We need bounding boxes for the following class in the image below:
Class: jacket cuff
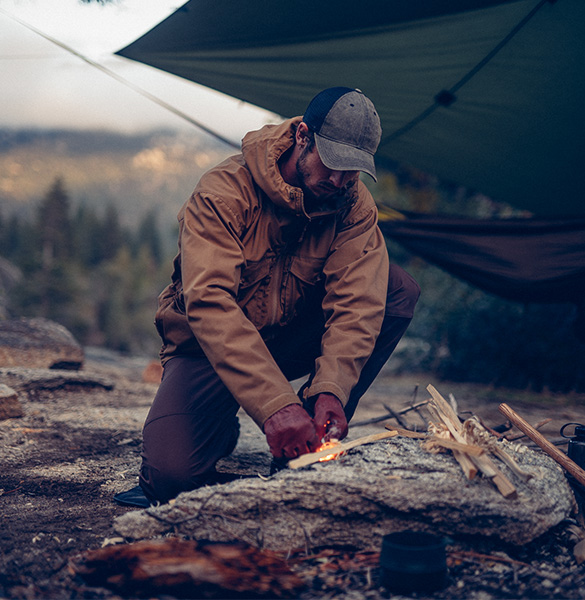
[250,392,302,429]
[302,381,347,407]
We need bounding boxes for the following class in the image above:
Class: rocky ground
[1,347,585,599]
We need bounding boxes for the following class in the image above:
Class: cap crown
[304,87,381,155]
[303,87,381,179]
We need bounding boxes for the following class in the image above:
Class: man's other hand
[313,393,348,442]
[264,404,319,459]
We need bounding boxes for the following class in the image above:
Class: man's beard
[296,150,356,210]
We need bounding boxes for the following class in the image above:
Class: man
[115,87,420,507]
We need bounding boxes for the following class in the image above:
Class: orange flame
[316,439,343,462]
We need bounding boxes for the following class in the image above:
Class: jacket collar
[242,117,354,219]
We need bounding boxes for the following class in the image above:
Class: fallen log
[114,435,575,548]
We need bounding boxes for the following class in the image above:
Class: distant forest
[0,176,170,355]
[1,172,584,393]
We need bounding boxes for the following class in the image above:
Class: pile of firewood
[418,384,534,499]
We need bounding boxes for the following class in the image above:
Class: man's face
[295,142,359,209]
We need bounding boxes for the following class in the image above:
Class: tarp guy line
[0,8,240,149]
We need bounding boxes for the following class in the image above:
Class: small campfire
[289,430,398,469]
[315,439,342,462]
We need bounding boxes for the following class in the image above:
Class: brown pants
[140,264,420,503]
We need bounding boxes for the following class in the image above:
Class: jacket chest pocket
[281,255,326,324]
[237,259,273,326]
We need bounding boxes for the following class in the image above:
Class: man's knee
[139,414,239,503]
[140,460,208,504]
[386,264,420,319]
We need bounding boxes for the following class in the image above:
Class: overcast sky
[0,0,277,145]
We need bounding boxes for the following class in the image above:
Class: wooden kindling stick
[288,430,398,469]
[425,396,478,480]
[499,403,585,488]
[427,385,517,498]
[384,425,485,455]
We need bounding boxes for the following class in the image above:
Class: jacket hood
[241,117,305,215]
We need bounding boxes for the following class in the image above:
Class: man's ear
[296,122,310,147]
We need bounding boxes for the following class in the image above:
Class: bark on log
[115,435,575,549]
[71,537,304,598]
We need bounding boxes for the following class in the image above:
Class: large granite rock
[114,435,576,549]
[0,317,84,370]
[0,367,114,395]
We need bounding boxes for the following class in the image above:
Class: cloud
[0,0,275,138]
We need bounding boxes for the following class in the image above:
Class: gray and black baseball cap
[302,87,382,181]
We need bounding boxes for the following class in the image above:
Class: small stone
[0,384,23,420]
[142,360,162,384]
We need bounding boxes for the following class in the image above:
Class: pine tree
[135,208,163,266]
[37,177,72,268]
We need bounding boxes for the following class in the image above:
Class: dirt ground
[1,348,585,599]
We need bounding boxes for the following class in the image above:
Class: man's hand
[313,393,348,442]
[264,404,319,459]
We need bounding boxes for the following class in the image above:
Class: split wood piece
[425,437,485,457]
[288,430,398,469]
[488,442,534,482]
[384,425,485,456]
[499,403,585,488]
[425,401,478,480]
[462,418,534,482]
[384,425,427,439]
[427,385,517,499]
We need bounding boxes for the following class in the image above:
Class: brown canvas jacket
[155,117,389,427]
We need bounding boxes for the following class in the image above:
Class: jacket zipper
[267,221,308,326]
[268,254,286,326]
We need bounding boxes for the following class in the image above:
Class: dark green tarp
[378,212,585,338]
[117,0,585,218]
[116,0,585,330]
[378,213,585,304]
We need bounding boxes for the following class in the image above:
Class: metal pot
[380,530,448,593]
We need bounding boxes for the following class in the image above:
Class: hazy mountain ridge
[0,127,233,229]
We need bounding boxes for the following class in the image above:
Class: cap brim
[315,135,377,181]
